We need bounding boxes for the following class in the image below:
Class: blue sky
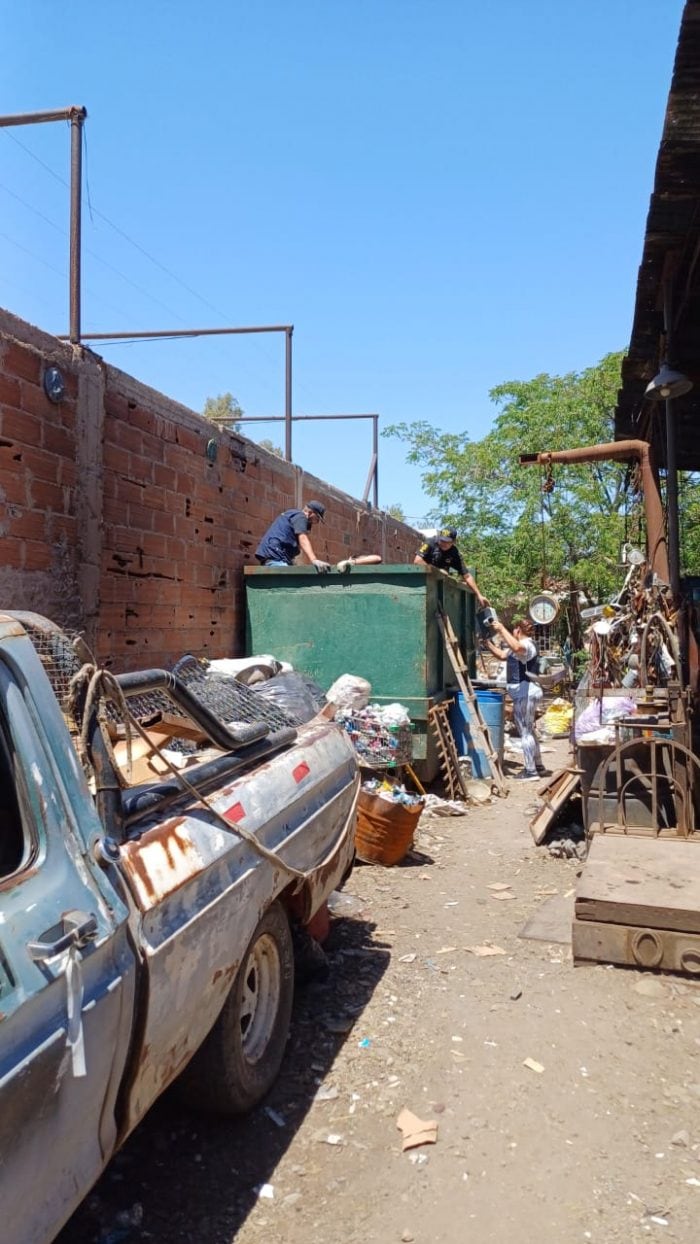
[2,1,684,523]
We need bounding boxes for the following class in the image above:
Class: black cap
[307,500,326,521]
[438,527,457,541]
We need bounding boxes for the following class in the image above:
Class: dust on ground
[58,737,700,1244]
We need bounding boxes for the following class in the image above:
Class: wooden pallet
[428,701,469,801]
[436,610,508,796]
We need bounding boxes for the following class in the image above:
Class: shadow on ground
[55,912,390,1244]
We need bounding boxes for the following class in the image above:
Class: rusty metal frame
[61,326,381,500]
[0,106,87,343]
[236,411,380,508]
[590,737,700,838]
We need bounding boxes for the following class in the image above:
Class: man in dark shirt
[256,501,331,572]
[414,526,488,604]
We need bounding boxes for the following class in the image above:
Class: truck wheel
[179,902,294,1114]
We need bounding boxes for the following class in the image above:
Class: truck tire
[178,902,294,1114]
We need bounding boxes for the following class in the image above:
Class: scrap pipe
[519,440,669,585]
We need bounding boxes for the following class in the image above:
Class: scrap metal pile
[583,557,681,692]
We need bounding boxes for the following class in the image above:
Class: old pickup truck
[0,612,359,1244]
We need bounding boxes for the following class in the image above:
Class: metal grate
[13,616,295,740]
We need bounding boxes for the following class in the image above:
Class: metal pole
[0,107,81,128]
[665,395,681,598]
[58,324,292,341]
[285,326,293,461]
[69,107,85,344]
[372,414,379,508]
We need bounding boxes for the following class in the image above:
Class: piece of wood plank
[436,610,508,796]
[572,916,700,975]
[145,712,208,742]
[529,768,581,845]
[575,834,700,933]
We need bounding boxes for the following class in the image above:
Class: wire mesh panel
[10,616,295,741]
[337,713,413,769]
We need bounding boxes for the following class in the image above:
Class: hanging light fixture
[644,362,693,401]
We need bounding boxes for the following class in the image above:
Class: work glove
[335,558,353,573]
[312,559,332,574]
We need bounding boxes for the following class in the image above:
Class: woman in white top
[485,617,547,780]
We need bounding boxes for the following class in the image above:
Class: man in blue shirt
[256,501,331,572]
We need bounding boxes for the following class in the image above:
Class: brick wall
[0,308,420,670]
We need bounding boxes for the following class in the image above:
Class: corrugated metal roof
[616,0,700,471]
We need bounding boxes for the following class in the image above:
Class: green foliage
[203,392,243,431]
[257,437,284,458]
[680,472,700,575]
[385,502,406,521]
[384,352,642,608]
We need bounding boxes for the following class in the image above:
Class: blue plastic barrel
[448,688,505,779]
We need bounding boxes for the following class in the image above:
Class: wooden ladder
[437,609,509,797]
[428,701,470,801]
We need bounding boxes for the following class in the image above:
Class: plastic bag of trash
[541,698,574,737]
[252,671,326,724]
[574,696,636,742]
[326,674,372,712]
[208,654,289,685]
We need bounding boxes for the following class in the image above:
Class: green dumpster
[244,564,476,779]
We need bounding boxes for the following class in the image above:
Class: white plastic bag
[326,674,372,712]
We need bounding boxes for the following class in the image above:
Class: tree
[384,352,643,608]
[257,438,284,458]
[203,393,243,431]
[385,502,406,521]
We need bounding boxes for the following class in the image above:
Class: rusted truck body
[0,612,358,1244]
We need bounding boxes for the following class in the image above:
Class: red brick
[103,442,130,474]
[153,463,178,490]
[0,541,23,569]
[125,452,154,485]
[0,374,21,406]
[135,531,168,559]
[128,405,160,437]
[173,514,195,539]
[176,471,195,496]
[161,440,187,470]
[9,508,48,541]
[23,540,52,570]
[49,516,77,544]
[13,446,61,483]
[152,510,175,536]
[103,496,128,526]
[0,462,28,505]
[19,379,55,420]
[0,407,42,446]
[165,537,186,562]
[113,477,148,507]
[1,342,42,385]
[142,431,166,464]
[112,421,146,454]
[29,480,67,512]
[41,422,75,459]
[127,502,154,532]
[172,427,201,455]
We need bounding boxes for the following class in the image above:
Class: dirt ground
[58,736,700,1244]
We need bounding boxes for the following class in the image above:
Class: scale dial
[528,592,559,625]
